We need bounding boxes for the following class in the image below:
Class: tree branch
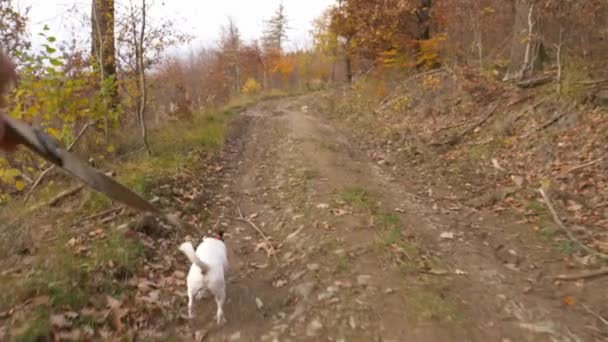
[24,119,99,203]
[538,188,608,260]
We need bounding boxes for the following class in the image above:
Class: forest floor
[1,91,607,341]
[169,94,607,341]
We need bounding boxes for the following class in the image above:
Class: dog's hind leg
[214,287,226,325]
[187,289,195,319]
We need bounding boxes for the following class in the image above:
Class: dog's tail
[178,242,210,273]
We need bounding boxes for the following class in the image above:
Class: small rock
[289,302,306,321]
[306,318,323,336]
[194,330,206,341]
[307,263,320,271]
[357,275,372,287]
[273,279,288,288]
[228,332,242,341]
[290,270,307,281]
[255,297,264,310]
[290,282,316,300]
[440,232,454,240]
[349,316,357,329]
[316,203,329,209]
[317,286,338,301]
[384,288,394,294]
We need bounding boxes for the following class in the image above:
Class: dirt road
[174,95,605,341]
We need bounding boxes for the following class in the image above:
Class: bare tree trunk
[91,0,117,140]
[131,0,150,154]
[504,0,544,81]
[414,0,436,69]
[345,38,352,84]
[345,54,352,84]
[554,27,564,96]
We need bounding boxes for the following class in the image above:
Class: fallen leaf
[511,175,524,187]
[108,308,124,332]
[491,158,505,172]
[566,200,582,212]
[273,279,288,288]
[563,296,575,306]
[50,314,72,329]
[106,295,122,309]
[426,268,448,275]
[330,208,348,216]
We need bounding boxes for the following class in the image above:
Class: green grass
[15,306,51,342]
[301,168,320,180]
[402,279,462,323]
[340,186,378,213]
[557,240,578,255]
[2,102,242,339]
[318,141,339,152]
[335,254,350,274]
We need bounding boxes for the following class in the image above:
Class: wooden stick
[582,304,608,326]
[24,120,99,203]
[46,184,85,207]
[235,206,278,262]
[520,104,575,139]
[554,268,608,281]
[374,68,447,114]
[70,207,123,227]
[564,154,607,175]
[538,188,608,260]
[430,102,500,147]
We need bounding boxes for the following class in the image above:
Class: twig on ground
[46,184,85,207]
[520,104,575,139]
[430,102,500,147]
[538,188,608,260]
[564,154,608,175]
[70,207,123,227]
[235,206,278,262]
[582,304,608,327]
[554,268,608,281]
[24,120,99,203]
[374,68,447,114]
[516,75,555,88]
[432,120,469,134]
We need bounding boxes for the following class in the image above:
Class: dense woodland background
[0,0,607,201]
[1,0,608,340]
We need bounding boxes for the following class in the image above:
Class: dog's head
[205,229,225,242]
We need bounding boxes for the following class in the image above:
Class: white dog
[178,231,229,324]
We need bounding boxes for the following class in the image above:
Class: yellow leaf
[540,178,551,189]
[15,180,26,191]
[46,127,61,139]
[107,145,116,153]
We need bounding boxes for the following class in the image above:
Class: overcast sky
[15,0,334,56]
